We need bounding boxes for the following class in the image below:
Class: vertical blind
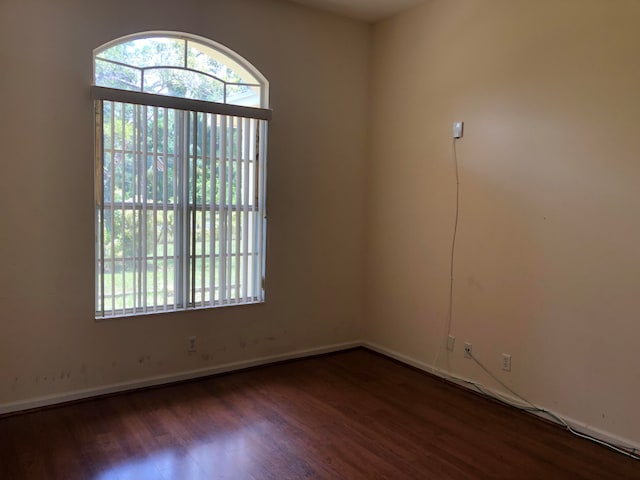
[95,98,267,318]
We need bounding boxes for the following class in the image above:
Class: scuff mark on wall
[138,355,151,365]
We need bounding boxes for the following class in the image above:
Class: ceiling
[286,0,426,23]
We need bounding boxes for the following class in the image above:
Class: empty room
[0,0,639,478]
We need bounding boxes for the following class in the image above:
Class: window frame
[93,32,271,319]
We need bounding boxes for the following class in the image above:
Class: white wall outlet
[464,342,472,358]
[447,335,456,352]
[502,353,512,372]
[453,121,464,139]
[188,336,197,353]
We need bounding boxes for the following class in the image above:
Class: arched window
[94,32,268,108]
[93,32,270,319]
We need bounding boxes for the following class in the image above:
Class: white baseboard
[363,341,640,453]
[0,341,362,415]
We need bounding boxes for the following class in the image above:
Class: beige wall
[1,0,638,449]
[367,0,640,444]
[0,0,368,406]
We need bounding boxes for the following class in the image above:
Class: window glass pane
[98,37,185,69]
[143,68,225,103]
[226,84,261,108]
[95,58,141,92]
[186,44,242,83]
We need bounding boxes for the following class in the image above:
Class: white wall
[0,0,368,407]
[366,0,640,446]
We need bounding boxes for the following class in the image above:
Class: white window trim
[93,32,270,319]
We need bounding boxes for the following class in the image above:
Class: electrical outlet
[188,336,197,353]
[447,335,456,352]
[464,342,472,358]
[502,353,512,372]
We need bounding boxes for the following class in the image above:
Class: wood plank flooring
[1,348,638,479]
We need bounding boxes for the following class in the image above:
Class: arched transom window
[92,32,270,319]
[94,32,267,108]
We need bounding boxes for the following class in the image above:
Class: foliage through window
[93,32,270,318]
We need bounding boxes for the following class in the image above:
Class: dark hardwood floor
[1,348,638,479]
